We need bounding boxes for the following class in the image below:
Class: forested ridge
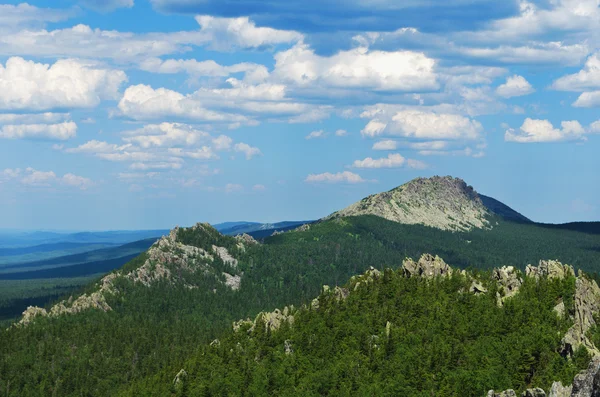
[1,215,600,396]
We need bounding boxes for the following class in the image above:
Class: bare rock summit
[324,176,492,231]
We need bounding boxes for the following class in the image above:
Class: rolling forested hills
[2,176,600,396]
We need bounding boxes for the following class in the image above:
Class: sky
[0,0,599,230]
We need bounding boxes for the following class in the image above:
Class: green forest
[1,215,599,396]
[123,268,591,396]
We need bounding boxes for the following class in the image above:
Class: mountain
[2,176,600,396]
[326,176,492,231]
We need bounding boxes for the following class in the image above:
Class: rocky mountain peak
[325,175,491,231]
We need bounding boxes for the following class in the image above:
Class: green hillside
[122,263,592,396]
[2,215,600,396]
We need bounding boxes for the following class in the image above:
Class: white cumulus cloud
[372,140,398,150]
[305,171,368,184]
[505,118,587,143]
[195,15,302,51]
[362,110,483,140]
[552,53,600,91]
[352,153,406,168]
[496,75,535,98]
[0,57,126,111]
[273,43,438,92]
[234,143,262,159]
[0,121,77,141]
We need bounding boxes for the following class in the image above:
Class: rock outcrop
[561,277,600,357]
[402,254,453,278]
[493,266,523,306]
[570,358,600,396]
[526,260,575,280]
[324,176,491,231]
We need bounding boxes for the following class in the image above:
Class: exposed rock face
[470,280,488,294]
[570,358,600,396]
[223,272,241,290]
[212,245,238,267]
[16,224,243,326]
[173,369,187,392]
[561,277,600,357]
[487,390,518,397]
[549,382,572,397]
[294,224,311,232]
[488,389,545,397]
[526,260,575,280]
[402,254,453,278]
[493,266,523,306]
[249,306,295,333]
[324,176,491,231]
[235,233,258,252]
[19,306,48,326]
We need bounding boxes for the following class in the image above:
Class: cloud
[335,129,347,136]
[457,42,588,66]
[362,110,483,140]
[130,162,182,170]
[306,130,325,140]
[252,184,266,191]
[352,153,406,169]
[194,15,302,51]
[0,121,77,141]
[168,147,218,160]
[273,43,438,92]
[66,140,131,154]
[61,173,95,189]
[305,171,367,184]
[122,123,210,148]
[234,143,262,159]
[505,118,587,143]
[118,84,245,123]
[139,57,268,81]
[372,140,398,150]
[0,3,72,30]
[225,183,243,193]
[352,153,426,169]
[0,113,70,124]
[212,135,233,150]
[496,75,534,98]
[0,57,126,111]
[81,0,134,12]
[2,167,93,190]
[117,81,321,123]
[552,54,600,91]
[573,91,600,108]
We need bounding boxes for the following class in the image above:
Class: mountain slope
[326,176,492,231]
[479,194,532,223]
[122,256,600,396]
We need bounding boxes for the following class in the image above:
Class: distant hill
[214,220,312,236]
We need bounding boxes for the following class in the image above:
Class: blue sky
[0,0,599,230]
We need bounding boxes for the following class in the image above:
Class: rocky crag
[214,255,600,396]
[324,176,492,231]
[17,223,256,327]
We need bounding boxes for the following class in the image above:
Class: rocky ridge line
[16,223,254,327]
[221,254,600,397]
